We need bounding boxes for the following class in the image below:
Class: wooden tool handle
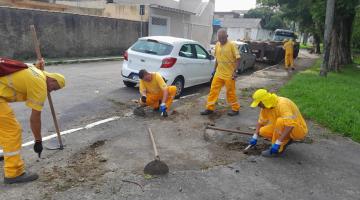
[30,25,44,70]
[206,126,253,136]
[30,25,63,149]
[147,127,159,159]
[47,93,64,148]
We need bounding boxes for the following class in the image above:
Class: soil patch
[223,142,270,156]
[40,140,109,199]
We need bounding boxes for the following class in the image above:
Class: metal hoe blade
[144,159,169,175]
[44,137,65,150]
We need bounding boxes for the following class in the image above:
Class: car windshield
[273,31,296,42]
[131,39,173,56]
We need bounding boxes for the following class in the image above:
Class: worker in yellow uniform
[138,69,176,117]
[248,89,308,157]
[283,39,295,70]
[0,58,65,184]
[201,29,241,116]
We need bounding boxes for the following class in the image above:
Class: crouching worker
[0,58,65,184]
[248,89,308,157]
[138,69,176,117]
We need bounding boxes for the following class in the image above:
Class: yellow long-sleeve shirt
[139,72,167,95]
[214,41,241,80]
[0,64,47,111]
[258,97,308,133]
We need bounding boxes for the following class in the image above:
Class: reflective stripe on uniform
[27,98,44,107]
[0,76,17,102]
[275,128,282,135]
[6,76,17,102]
[282,115,296,119]
[207,101,216,105]
[3,150,20,157]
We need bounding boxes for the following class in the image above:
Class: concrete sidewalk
[26,56,123,66]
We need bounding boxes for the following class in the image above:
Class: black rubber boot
[4,172,39,184]
[200,110,214,115]
[227,110,239,116]
[161,111,168,117]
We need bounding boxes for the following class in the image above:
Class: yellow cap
[43,72,65,89]
[250,89,278,108]
[250,89,269,107]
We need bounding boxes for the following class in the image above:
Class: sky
[215,0,257,11]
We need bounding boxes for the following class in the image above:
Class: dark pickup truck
[247,29,300,64]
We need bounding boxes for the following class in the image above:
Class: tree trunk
[303,32,309,45]
[328,14,355,71]
[321,0,335,76]
[314,33,321,54]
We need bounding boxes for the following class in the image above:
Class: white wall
[227,27,272,41]
[149,0,214,49]
[256,29,273,41]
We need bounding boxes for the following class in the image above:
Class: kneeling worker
[248,89,308,157]
[138,69,176,117]
[0,58,65,184]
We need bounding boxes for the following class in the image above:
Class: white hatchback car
[121,36,215,98]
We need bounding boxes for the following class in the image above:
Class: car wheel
[274,47,284,64]
[172,77,184,99]
[123,81,136,87]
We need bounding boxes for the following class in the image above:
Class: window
[152,17,167,26]
[194,45,208,59]
[240,45,249,53]
[131,39,173,56]
[179,44,195,58]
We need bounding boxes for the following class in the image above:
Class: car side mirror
[208,55,214,60]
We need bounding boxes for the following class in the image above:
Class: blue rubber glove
[160,103,167,113]
[249,135,258,146]
[270,140,282,154]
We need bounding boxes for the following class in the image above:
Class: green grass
[354,55,360,63]
[300,44,311,49]
[300,43,324,52]
[279,58,360,142]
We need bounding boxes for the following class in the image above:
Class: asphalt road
[10,61,214,143]
[9,59,268,144]
[11,61,129,142]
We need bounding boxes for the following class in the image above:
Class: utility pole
[140,5,145,37]
[320,0,336,76]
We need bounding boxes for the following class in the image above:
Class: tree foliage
[257,0,359,71]
[351,7,360,49]
[244,7,285,30]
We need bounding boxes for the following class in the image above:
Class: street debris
[121,180,144,192]
[133,106,146,117]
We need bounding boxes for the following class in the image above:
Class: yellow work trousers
[285,53,294,69]
[206,76,240,111]
[141,86,177,109]
[0,102,25,178]
[259,118,306,152]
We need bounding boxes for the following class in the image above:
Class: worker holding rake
[138,69,176,117]
[0,58,65,184]
[248,89,308,157]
